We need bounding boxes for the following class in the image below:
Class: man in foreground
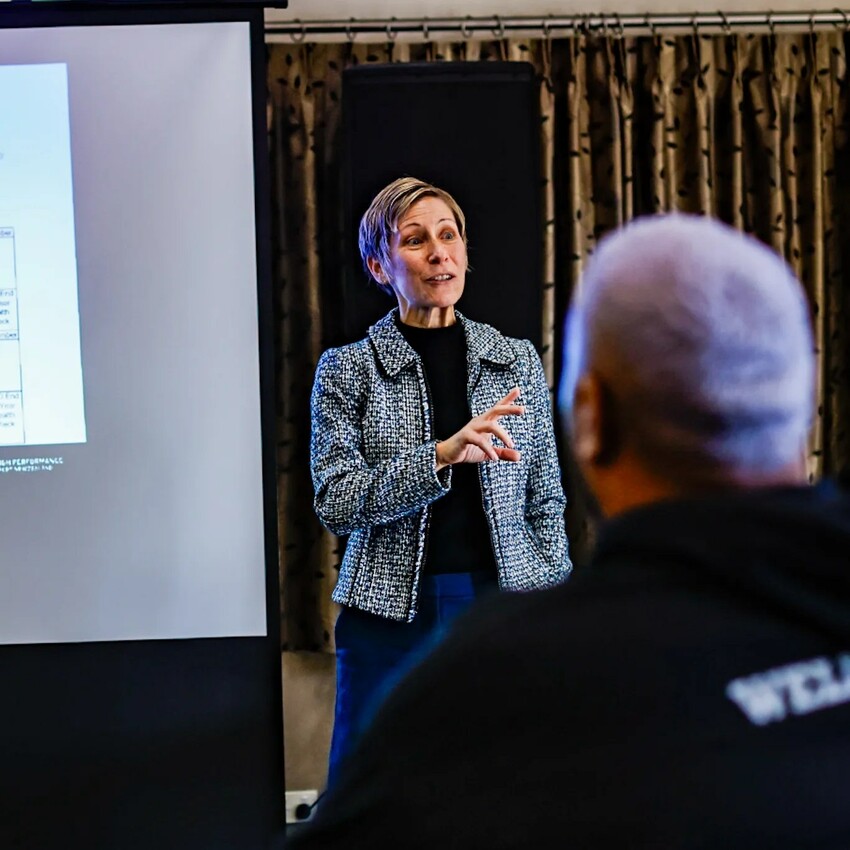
[291,215,850,848]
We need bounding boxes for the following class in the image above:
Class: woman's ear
[366,256,387,285]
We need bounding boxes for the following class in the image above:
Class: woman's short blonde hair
[358,176,467,295]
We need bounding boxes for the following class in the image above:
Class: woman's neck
[398,305,457,328]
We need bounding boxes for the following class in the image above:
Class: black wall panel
[340,62,543,348]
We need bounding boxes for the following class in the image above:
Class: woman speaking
[310,177,571,783]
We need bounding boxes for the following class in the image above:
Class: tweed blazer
[310,308,571,622]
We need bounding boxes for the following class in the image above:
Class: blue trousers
[327,571,497,788]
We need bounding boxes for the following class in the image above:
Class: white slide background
[0,63,86,448]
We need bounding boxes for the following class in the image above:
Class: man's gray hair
[560,214,814,474]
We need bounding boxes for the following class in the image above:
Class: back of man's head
[561,215,814,502]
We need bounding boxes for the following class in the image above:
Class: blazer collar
[368,308,517,378]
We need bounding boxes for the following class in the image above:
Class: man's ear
[572,372,620,467]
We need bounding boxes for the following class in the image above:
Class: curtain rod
[266,10,850,41]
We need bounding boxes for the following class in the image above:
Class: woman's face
[375,196,467,316]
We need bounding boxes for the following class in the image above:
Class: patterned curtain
[268,32,850,652]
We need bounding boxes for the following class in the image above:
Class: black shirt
[292,482,850,849]
[396,317,497,577]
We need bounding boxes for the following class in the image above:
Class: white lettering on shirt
[726,652,850,726]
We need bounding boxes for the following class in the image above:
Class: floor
[282,651,335,792]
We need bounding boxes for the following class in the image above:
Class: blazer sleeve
[310,346,452,537]
[523,340,572,577]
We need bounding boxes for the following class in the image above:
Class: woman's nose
[428,243,448,262]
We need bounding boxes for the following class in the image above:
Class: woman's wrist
[435,440,450,472]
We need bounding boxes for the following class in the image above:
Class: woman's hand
[435,387,525,471]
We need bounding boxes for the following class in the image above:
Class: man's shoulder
[397,553,743,702]
[405,579,598,686]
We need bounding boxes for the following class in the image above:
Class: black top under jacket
[293,481,850,849]
[396,318,497,577]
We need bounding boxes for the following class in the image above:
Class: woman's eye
[406,236,422,245]
[442,231,456,240]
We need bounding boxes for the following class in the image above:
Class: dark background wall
[339,62,543,348]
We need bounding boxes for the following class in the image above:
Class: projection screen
[0,18,269,644]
